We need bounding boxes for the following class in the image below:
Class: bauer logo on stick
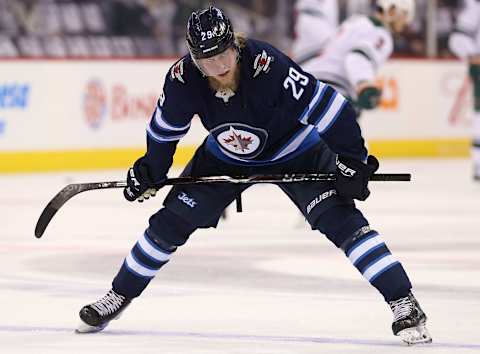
[336,156,357,177]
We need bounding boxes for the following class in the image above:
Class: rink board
[0,58,472,172]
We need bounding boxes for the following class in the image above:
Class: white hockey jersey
[301,15,393,99]
[449,0,480,59]
[292,0,339,63]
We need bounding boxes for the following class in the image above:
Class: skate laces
[389,296,414,322]
[90,290,126,316]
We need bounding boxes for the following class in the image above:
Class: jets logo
[170,59,185,84]
[211,123,268,159]
[253,50,273,78]
[222,127,253,153]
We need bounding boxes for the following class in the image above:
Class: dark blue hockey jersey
[144,38,367,179]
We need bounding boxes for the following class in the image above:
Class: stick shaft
[34,173,410,239]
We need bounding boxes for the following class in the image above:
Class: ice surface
[1,159,479,354]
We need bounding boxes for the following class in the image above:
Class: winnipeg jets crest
[212,123,268,159]
[215,88,235,103]
[170,59,185,83]
[253,50,273,78]
[222,126,253,153]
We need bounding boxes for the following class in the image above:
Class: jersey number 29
[283,67,309,100]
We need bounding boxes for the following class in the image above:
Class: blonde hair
[234,32,247,49]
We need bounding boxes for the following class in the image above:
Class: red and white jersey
[301,15,393,99]
[449,0,480,59]
[292,0,339,63]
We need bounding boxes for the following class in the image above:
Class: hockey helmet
[377,0,415,23]
[186,6,235,59]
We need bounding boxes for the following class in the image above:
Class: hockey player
[301,0,415,112]
[449,0,480,180]
[291,0,339,64]
[77,6,432,345]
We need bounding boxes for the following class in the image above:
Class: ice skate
[389,292,432,345]
[76,289,131,333]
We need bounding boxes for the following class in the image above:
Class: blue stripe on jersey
[298,81,328,124]
[205,128,320,166]
[272,125,315,160]
[314,91,337,124]
[153,104,191,131]
[297,81,349,136]
[314,92,348,134]
[302,84,336,125]
[148,120,188,139]
[147,123,188,143]
[146,104,191,143]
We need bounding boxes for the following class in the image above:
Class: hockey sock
[343,229,412,301]
[112,230,174,298]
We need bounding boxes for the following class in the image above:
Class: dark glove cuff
[357,86,382,110]
[133,158,155,187]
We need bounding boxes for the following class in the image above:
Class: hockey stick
[34,173,410,239]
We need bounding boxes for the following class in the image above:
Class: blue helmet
[186,6,235,59]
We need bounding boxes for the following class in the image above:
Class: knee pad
[312,205,369,248]
[148,207,197,248]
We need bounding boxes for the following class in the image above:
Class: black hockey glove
[357,86,382,110]
[335,155,379,201]
[123,157,166,202]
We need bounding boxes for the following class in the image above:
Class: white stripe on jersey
[147,124,188,142]
[153,106,191,132]
[315,92,347,134]
[272,125,315,161]
[299,81,327,125]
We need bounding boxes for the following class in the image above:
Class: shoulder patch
[170,59,185,84]
[253,50,274,78]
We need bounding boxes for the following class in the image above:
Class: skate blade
[398,324,432,345]
[75,320,108,334]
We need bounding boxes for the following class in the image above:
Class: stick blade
[34,184,85,238]
[34,203,60,238]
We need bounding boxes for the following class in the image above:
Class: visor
[194,47,237,76]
